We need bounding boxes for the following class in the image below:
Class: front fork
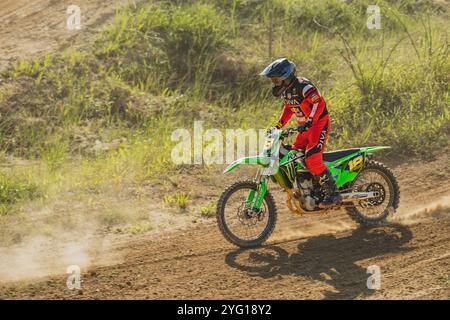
[245,169,268,211]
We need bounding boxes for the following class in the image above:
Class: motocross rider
[260,58,342,208]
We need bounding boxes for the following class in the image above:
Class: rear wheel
[216,180,277,248]
[346,161,400,226]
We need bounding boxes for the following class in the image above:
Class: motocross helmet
[259,58,296,86]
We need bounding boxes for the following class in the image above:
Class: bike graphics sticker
[348,155,364,172]
[286,151,303,164]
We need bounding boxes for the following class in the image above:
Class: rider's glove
[267,120,283,134]
[266,125,279,134]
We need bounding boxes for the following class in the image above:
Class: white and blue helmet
[259,58,296,80]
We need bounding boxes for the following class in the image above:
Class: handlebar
[280,125,306,139]
[280,127,295,139]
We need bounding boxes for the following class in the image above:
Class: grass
[200,202,216,218]
[1,1,447,158]
[164,192,189,211]
[354,292,365,300]
[442,275,450,286]
[0,171,39,215]
[126,222,153,234]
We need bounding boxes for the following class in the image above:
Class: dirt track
[0,0,136,70]
[0,152,449,300]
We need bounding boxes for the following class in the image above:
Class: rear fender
[328,146,390,187]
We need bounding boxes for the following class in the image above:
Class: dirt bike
[216,126,400,248]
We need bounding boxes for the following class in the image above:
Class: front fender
[223,156,269,174]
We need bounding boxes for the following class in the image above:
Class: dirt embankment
[0,0,137,71]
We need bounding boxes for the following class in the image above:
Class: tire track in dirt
[1,214,448,299]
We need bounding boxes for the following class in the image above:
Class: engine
[295,171,318,211]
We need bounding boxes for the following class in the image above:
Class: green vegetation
[442,274,450,286]
[0,0,448,242]
[0,171,39,215]
[126,221,153,234]
[200,202,216,218]
[354,292,366,300]
[164,192,190,211]
[1,1,448,159]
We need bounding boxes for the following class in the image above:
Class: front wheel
[216,180,277,248]
[346,161,400,226]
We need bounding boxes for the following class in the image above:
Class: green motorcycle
[216,127,400,248]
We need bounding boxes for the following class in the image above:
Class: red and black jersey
[275,77,328,128]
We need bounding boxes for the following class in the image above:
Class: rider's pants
[292,117,330,176]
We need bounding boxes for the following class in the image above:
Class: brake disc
[361,182,386,208]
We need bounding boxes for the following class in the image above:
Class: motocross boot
[318,169,342,208]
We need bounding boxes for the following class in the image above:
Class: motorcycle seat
[323,148,361,162]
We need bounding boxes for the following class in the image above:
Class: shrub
[0,171,39,212]
[164,192,190,211]
[96,2,231,90]
[200,202,216,218]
